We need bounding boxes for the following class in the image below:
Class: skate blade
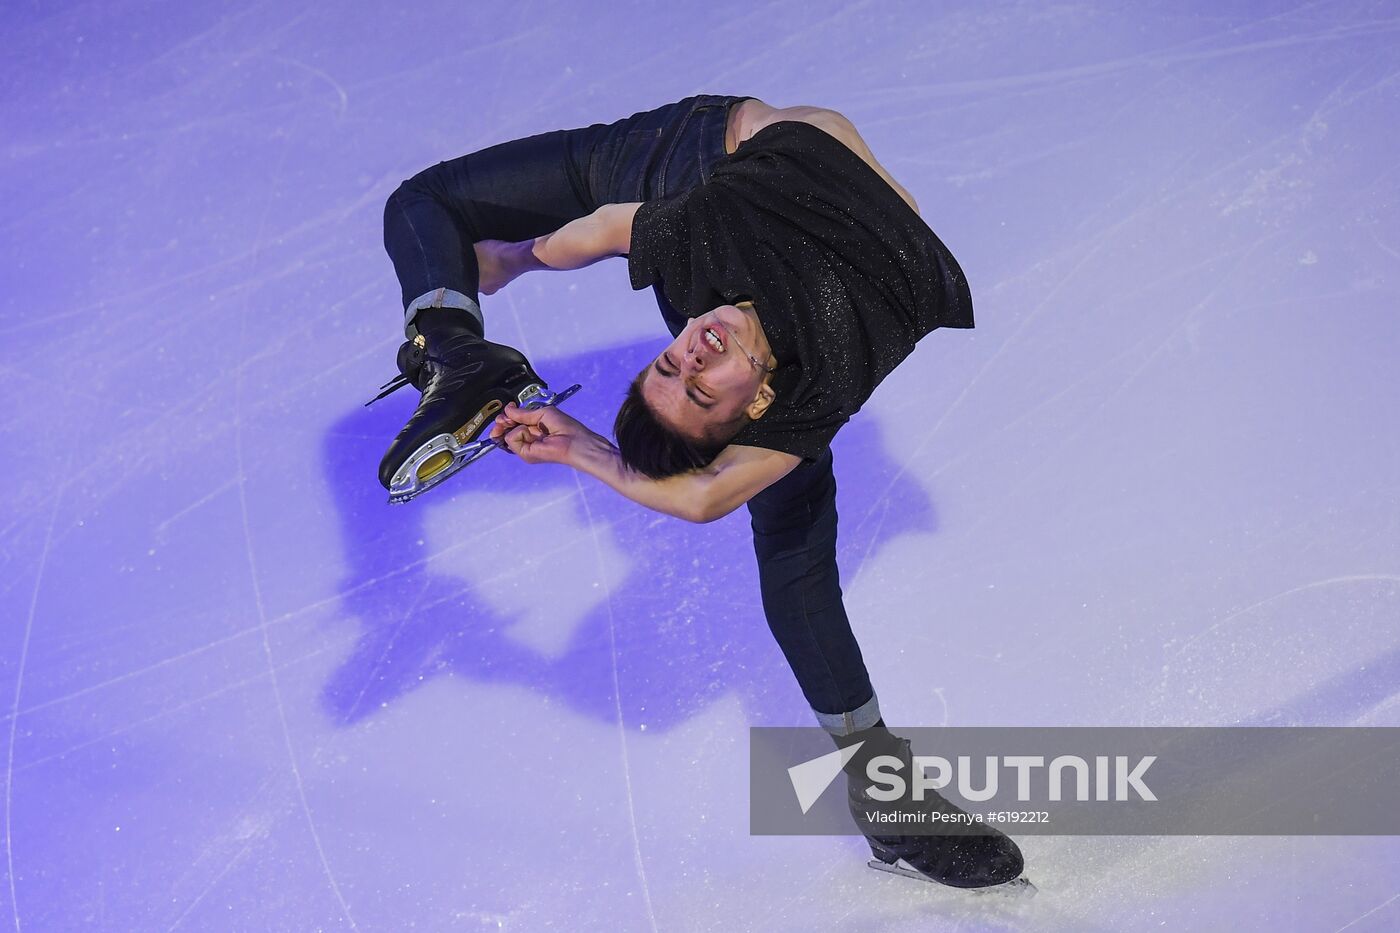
[866,859,1037,898]
[386,382,582,504]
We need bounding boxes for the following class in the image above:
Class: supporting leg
[747,447,880,735]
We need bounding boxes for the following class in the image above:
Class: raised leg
[383,128,595,336]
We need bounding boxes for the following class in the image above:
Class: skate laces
[364,373,413,406]
[363,335,435,407]
[362,335,487,407]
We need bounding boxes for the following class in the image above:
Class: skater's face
[641,304,776,443]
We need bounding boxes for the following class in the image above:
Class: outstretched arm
[489,403,800,523]
[572,433,800,523]
[476,202,641,294]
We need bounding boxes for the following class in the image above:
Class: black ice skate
[365,319,580,504]
[843,729,1036,897]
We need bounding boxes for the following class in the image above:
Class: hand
[489,402,588,465]
[474,239,523,296]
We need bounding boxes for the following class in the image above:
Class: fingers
[500,420,570,465]
[493,404,573,465]
[490,410,515,441]
[501,426,519,454]
[498,423,535,457]
[501,402,548,425]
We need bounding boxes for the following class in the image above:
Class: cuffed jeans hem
[404,288,483,338]
[813,693,882,737]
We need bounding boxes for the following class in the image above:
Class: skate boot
[365,312,580,504]
[840,724,1033,896]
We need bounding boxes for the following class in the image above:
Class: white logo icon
[787,741,864,814]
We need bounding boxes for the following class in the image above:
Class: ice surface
[2,0,1398,929]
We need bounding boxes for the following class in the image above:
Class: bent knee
[383,173,482,242]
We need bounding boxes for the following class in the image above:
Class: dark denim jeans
[383,94,739,338]
[381,96,881,734]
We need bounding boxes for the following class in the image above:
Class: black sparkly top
[627,120,974,461]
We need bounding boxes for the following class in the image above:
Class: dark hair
[613,366,748,478]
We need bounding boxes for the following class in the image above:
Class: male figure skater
[371,95,1025,890]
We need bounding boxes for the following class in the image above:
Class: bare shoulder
[734,100,862,151]
[731,100,920,215]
